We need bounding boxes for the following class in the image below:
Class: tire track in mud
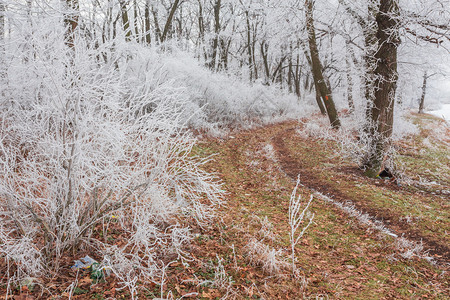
[271,126,450,265]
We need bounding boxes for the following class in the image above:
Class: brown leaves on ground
[1,118,449,299]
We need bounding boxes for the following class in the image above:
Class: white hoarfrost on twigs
[298,108,419,175]
[0,15,225,297]
[289,177,314,277]
[125,45,304,134]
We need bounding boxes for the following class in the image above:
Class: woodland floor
[2,114,449,299]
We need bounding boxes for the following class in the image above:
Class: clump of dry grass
[244,237,288,275]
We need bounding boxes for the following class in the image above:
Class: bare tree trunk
[363,1,379,129]
[271,56,286,83]
[160,0,180,43]
[363,0,400,177]
[144,0,151,44]
[219,38,230,70]
[151,6,161,42]
[339,0,378,124]
[261,40,270,83]
[0,0,5,94]
[288,57,293,93]
[346,42,355,113]
[314,82,327,115]
[305,0,340,128]
[133,0,139,42]
[210,0,221,70]
[418,71,427,114]
[252,24,258,80]
[119,0,131,41]
[245,10,253,82]
[0,0,4,41]
[294,52,301,98]
[64,0,79,48]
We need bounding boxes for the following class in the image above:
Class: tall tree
[345,41,355,113]
[119,0,132,41]
[363,0,400,177]
[339,0,379,123]
[305,0,341,128]
[418,71,427,114]
[160,0,181,42]
[210,0,221,70]
[144,0,151,44]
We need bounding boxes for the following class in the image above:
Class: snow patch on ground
[427,104,450,122]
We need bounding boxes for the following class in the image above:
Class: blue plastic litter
[71,255,98,270]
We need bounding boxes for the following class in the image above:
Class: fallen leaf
[345,265,356,269]
[79,276,92,286]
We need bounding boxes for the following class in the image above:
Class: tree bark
[305,0,341,128]
[210,0,221,70]
[0,0,5,41]
[294,51,301,98]
[346,42,355,113]
[151,6,161,42]
[0,0,5,93]
[119,0,132,41]
[339,0,378,124]
[245,10,253,82]
[133,0,139,42]
[314,83,327,115]
[144,1,151,44]
[64,0,79,48]
[363,0,400,177]
[261,40,270,83]
[418,71,427,114]
[160,0,181,43]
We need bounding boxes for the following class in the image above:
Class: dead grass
[1,115,448,299]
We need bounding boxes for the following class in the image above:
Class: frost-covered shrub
[0,10,222,295]
[123,46,305,132]
[298,108,418,171]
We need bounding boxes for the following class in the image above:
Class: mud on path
[270,122,450,264]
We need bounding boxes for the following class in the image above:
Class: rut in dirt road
[271,126,450,264]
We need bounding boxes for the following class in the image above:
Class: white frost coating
[314,192,433,262]
[0,10,223,297]
[428,104,450,122]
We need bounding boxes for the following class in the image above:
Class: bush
[0,15,222,296]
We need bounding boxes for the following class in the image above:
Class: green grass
[184,118,448,299]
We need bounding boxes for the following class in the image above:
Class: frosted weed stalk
[0,10,222,296]
[289,176,314,276]
[244,238,286,275]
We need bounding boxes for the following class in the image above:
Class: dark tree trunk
[144,1,151,44]
[64,0,79,48]
[245,10,253,82]
[133,0,139,42]
[161,0,180,43]
[294,52,301,98]
[305,0,341,128]
[261,40,270,83]
[288,58,293,93]
[363,0,400,177]
[219,38,230,70]
[0,0,4,41]
[119,0,131,41]
[418,71,427,114]
[314,82,327,115]
[151,7,161,42]
[210,0,221,70]
[338,0,378,126]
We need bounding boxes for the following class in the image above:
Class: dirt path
[271,123,450,264]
